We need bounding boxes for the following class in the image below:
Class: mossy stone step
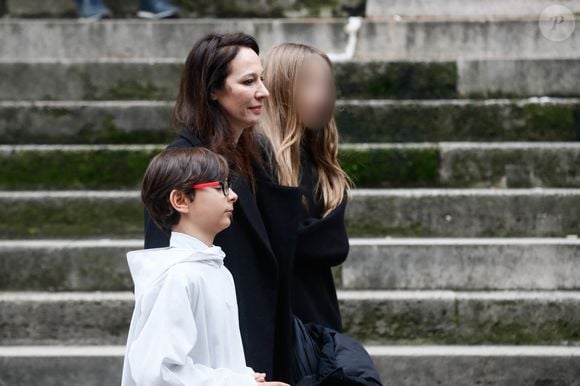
[2,59,578,101]
[1,143,578,189]
[0,189,578,239]
[1,98,578,144]
[1,238,579,292]
[1,291,579,346]
[0,60,457,101]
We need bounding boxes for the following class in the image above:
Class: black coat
[144,128,303,383]
[292,149,350,331]
[292,317,383,386]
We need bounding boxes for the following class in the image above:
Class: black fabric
[144,127,302,384]
[293,317,383,386]
[292,148,350,331]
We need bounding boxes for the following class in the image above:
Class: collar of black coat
[177,127,277,262]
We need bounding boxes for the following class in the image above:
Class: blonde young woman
[258,43,352,332]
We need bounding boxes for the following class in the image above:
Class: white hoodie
[121,232,257,386]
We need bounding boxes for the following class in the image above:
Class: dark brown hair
[173,32,262,190]
[141,147,229,232]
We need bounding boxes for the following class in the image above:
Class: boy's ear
[169,189,191,214]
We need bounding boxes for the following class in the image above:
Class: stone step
[2,345,578,386]
[369,345,580,386]
[347,188,580,237]
[2,59,579,101]
[340,290,580,345]
[366,0,580,19]
[0,59,458,101]
[342,238,580,290]
[0,19,577,61]
[0,346,124,386]
[1,98,577,144]
[1,143,579,190]
[1,290,579,345]
[1,189,578,239]
[2,0,362,19]
[1,238,580,292]
[1,345,579,386]
[0,239,137,292]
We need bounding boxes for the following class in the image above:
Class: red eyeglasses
[192,179,231,197]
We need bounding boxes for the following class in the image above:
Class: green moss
[340,301,447,344]
[103,80,162,100]
[442,147,580,188]
[43,106,71,118]
[336,100,580,142]
[0,197,143,239]
[74,116,174,144]
[1,146,440,189]
[453,298,461,326]
[520,102,579,141]
[340,300,580,345]
[335,61,458,99]
[339,146,440,188]
[0,147,162,189]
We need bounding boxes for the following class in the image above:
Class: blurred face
[212,47,270,139]
[295,54,335,130]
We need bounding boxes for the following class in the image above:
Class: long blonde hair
[259,43,352,217]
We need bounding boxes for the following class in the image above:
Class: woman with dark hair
[144,33,301,385]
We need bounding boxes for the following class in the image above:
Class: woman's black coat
[144,128,303,384]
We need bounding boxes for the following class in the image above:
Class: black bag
[292,317,383,386]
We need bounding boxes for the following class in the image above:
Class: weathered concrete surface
[0,189,579,238]
[1,345,578,386]
[3,238,580,291]
[0,239,139,291]
[1,59,578,101]
[458,59,580,98]
[0,19,577,60]
[1,99,578,144]
[345,188,580,237]
[1,291,580,345]
[366,0,580,18]
[344,238,580,290]
[1,143,578,189]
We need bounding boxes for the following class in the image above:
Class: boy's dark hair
[141,147,229,232]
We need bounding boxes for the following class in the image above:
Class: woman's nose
[256,80,270,98]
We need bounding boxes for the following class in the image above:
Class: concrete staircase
[0,1,579,385]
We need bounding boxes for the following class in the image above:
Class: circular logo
[539,5,576,42]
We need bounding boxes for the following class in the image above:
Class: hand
[252,371,290,386]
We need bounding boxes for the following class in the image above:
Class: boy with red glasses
[122,147,287,386]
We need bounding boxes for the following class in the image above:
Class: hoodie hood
[127,245,225,297]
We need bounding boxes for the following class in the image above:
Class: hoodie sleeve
[126,271,257,386]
